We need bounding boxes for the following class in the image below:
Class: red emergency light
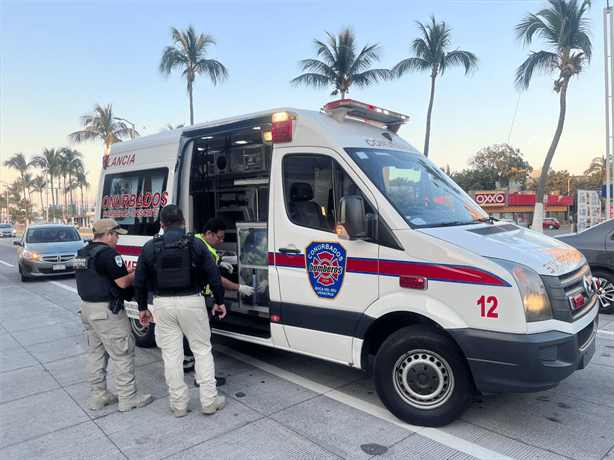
[570,293,585,309]
[400,276,427,290]
[271,111,295,143]
[323,99,409,132]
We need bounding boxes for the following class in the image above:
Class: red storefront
[473,191,574,225]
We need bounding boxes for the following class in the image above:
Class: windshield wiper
[477,216,496,224]
[429,220,480,228]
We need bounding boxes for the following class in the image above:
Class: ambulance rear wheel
[130,318,156,348]
[374,326,475,427]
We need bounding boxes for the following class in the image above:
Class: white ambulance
[96,99,598,427]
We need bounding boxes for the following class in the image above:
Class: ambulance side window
[283,155,375,234]
[100,167,169,236]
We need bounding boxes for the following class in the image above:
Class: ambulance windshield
[346,148,488,229]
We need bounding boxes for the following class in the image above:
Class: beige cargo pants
[151,294,217,411]
[80,301,137,399]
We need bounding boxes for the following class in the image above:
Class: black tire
[528,224,532,229]
[592,270,614,314]
[18,264,28,282]
[548,224,555,230]
[130,318,157,348]
[374,325,475,427]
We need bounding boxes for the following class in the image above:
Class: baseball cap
[92,219,128,235]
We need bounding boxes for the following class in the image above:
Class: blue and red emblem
[305,242,347,299]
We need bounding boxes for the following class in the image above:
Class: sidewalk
[0,276,413,460]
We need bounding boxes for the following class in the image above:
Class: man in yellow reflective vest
[183,218,254,380]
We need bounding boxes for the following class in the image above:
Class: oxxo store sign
[474,191,506,206]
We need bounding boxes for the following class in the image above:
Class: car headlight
[489,258,553,322]
[22,249,40,261]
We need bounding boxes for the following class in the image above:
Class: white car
[0,223,16,237]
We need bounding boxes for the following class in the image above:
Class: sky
[0,0,609,203]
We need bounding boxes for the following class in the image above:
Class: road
[1,233,613,460]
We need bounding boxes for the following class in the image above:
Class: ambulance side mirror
[339,195,367,240]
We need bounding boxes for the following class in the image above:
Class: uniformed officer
[135,205,227,418]
[75,218,153,412]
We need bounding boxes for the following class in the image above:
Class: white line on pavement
[0,260,14,267]
[214,345,513,460]
[48,280,78,294]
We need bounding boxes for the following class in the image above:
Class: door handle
[278,247,301,254]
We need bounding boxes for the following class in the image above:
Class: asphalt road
[1,233,613,460]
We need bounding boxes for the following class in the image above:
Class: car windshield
[26,227,81,243]
[345,148,488,229]
[1,224,12,228]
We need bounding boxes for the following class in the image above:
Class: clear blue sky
[1,0,607,197]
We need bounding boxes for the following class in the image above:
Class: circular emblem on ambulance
[305,242,347,300]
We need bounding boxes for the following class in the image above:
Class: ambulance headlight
[489,259,553,322]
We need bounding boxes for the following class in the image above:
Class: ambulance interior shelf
[208,222,270,338]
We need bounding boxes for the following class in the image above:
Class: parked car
[555,219,614,313]
[13,223,84,282]
[529,217,560,230]
[0,223,16,237]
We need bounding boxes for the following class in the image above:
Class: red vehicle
[529,217,560,230]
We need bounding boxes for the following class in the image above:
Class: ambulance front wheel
[130,318,157,348]
[374,325,475,427]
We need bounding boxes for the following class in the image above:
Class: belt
[154,292,202,298]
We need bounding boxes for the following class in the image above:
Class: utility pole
[604,2,614,219]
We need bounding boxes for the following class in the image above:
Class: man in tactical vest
[135,205,227,418]
[75,219,153,412]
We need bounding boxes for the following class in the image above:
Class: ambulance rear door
[271,147,379,364]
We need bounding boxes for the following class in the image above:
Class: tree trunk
[534,79,569,234]
[423,73,437,158]
[189,79,194,125]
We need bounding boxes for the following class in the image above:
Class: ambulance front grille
[540,264,595,323]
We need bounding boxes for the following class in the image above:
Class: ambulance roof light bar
[322,99,409,133]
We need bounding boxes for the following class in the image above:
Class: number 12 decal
[478,295,499,318]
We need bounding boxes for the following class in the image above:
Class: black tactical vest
[74,244,116,302]
[153,234,196,291]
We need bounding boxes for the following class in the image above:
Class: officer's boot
[118,392,154,412]
[90,389,119,410]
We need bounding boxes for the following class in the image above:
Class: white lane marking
[0,260,14,267]
[215,345,513,460]
[48,280,78,294]
[597,329,614,337]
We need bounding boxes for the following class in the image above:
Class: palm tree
[31,148,62,215]
[3,152,31,223]
[31,175,47,216]
[74,167,90,225]
[60,148,84,221]
[165,123,185,130]
[159,25,229,125]
[67,103,138,154]
[21,172,35,217]
[393,16,479,158]
[291,26,391,99]
[584,156,610,179]
[515,0,592,232]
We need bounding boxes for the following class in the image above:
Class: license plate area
[53,263,66,271]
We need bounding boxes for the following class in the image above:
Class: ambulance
[96,99,598,427]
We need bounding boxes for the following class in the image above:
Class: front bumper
[449,316,598,394]
[20,259,76,277]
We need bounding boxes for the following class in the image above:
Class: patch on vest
[115,255,124,267]
[305,241,346,300]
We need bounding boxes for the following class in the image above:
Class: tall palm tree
[515,0,592,232]
[20,172,35,217]
[60,148,84,220]
[74,168,90,225]
[393,16,479,158]
[31,175,47,216]
[291,26,391,99]
[67,103,138,154]
[3,152,31,223]
[159,25,229,125]
[31,148,62,217]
